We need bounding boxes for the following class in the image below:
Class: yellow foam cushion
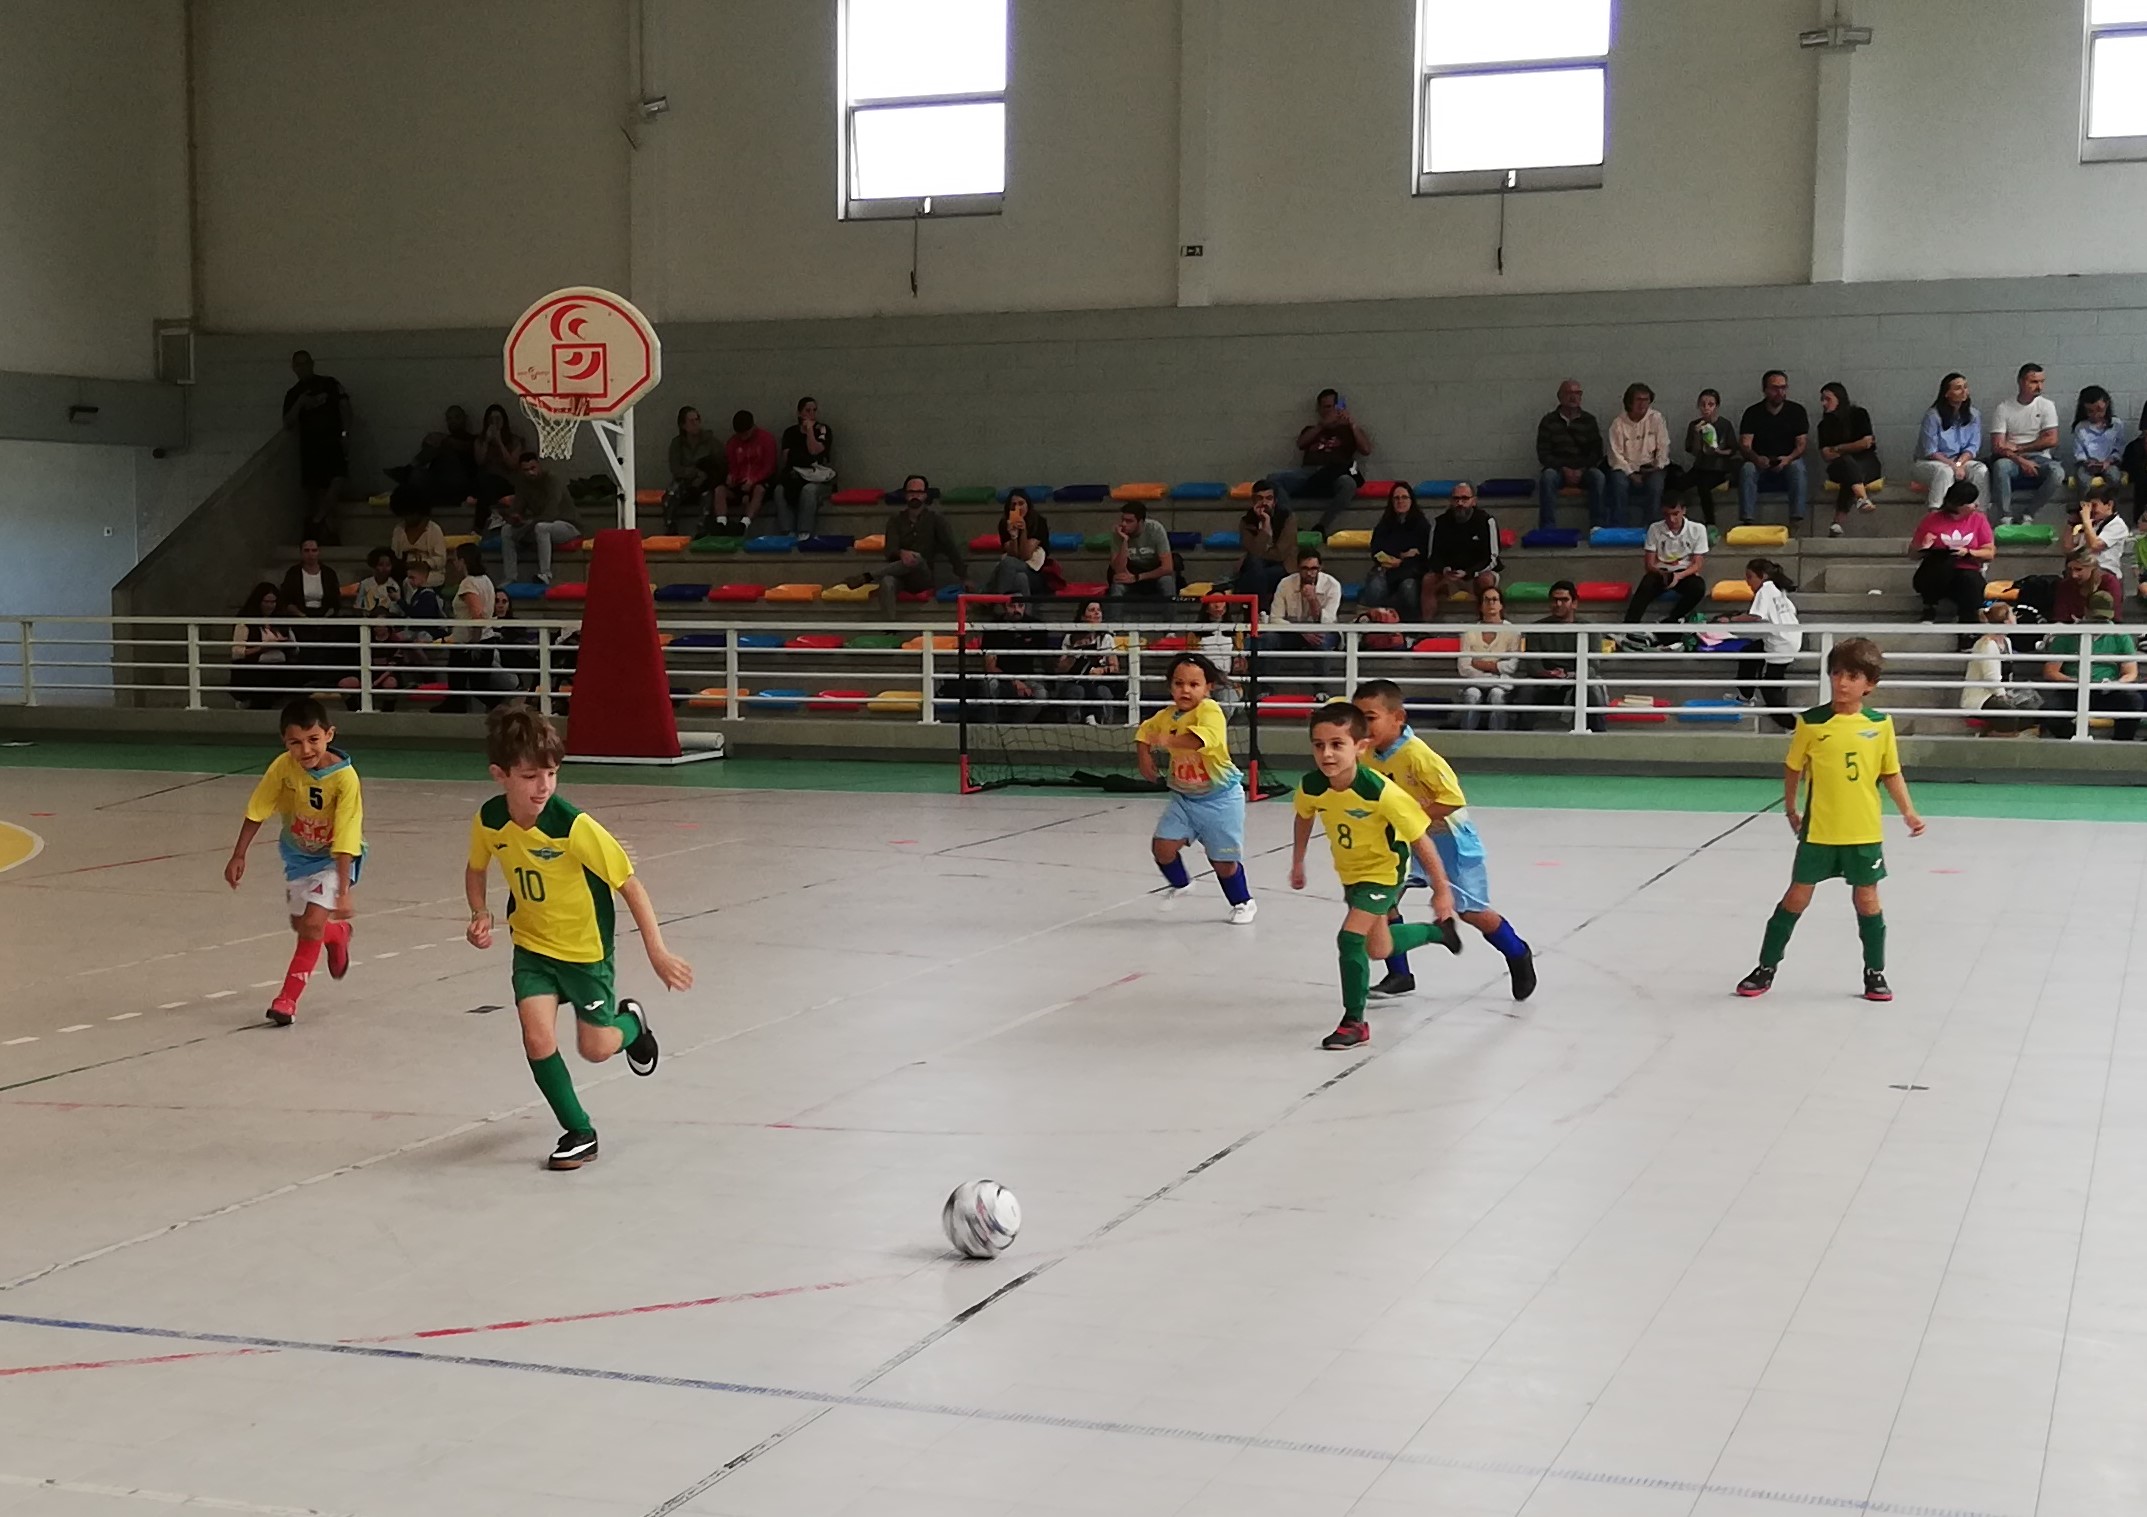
[642,534,691,553]
[764,583,822,603]
[1710,579,1755,603]
[1723,524,1789,547]
[1177,581,1215,599]
[1324,529,1373,550]
[868,689,923,712]
[442,533,480,550]
[820,582,873,603]
[854,534,885,553]
[1985,580,2019,602]
[1228,482,1255,500]
[1111,482,1167,502]
[687,688,743,710]
[366,492,391,507]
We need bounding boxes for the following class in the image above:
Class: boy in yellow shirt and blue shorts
[1737,637,1925,1002]
[1135,653,1256,924]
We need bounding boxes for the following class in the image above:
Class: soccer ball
[941,1179,1021,1259]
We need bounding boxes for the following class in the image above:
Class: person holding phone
[1274,389,1372,533]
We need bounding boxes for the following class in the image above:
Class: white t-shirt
[1991,395,2059,451]
[451,573,495,645]
[299,568,326,612]
[2082,512,2132,579]
[1644,518,1709,571]
[1962,632,2008,710]
[1750,579,1802,658]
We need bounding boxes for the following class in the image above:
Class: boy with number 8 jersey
[465,706,693,1170]
[1737,637,1925,1002]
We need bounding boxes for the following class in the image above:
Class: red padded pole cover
[565,528,682,759]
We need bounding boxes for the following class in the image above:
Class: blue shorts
[1155,784,1246,865]
[1405,817,1491,915]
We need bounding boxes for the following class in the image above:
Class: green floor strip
[0,741,2143,820]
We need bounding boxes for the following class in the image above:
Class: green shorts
[1344,878,1407,917]
[511,947,622,1025]
[1792,841,1887,887]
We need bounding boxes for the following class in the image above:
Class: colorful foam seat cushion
[747,689,807,709]
[1204,530,1241,550]
[847,632,904,648]
[868,689,923,711]
[1478,479,1533,499]
[1054,484,1110,503]
[1590,527,1647,548]
[820,582,874,603]
[1576,582,1630,602]
[543,583,589,601]
[940,486,998,505]
[814,689,870,711]
[1710,579,1755,603]
[1679,700,1745,723]
[641,534,691,552]
[1001,485,1054,503]
[690,536,743,553]
[1412,636,1462,652]
[829,487,884,506]
[1994,522,2055,544]
[1502,581,1551,603]
[1049,532,1084,551]
[969,531,1005,552]
[503,581,549,601]
[1111,483,1167,502]
[1057,581,1109,599]
[687,688,742,709]
[707,583,766,602]
[634,487,666,506]
[853,534,885,552]
[1296,530,1324,548]
[1354,478,1399,499]
[1723,524,1789,547]
[1228,482,1255,500]
[786,633,845,649]
[743,535,797,553]
[653,582,713,602]
[1168,530,1201,549]
[1325,529,1373,550]
[798,535,855,552]
[1172,481,1227,500]
[1522,527,1581,548]
[764,584,822,603]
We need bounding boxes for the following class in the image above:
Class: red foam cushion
[1607,697,1670,724]
[1576,581,1631,602]
[968,532,1004,553]
[830,487,884,506]
[1055,581,1109,598]
[1412,636,1462,653]
[543,583,589,601]
[786,634,845,649]
[1147,634,1187,651]
[1498,529,1517,549]
[897,589,934,604]
[814,689,870,712]
[1355,478,1400,499]
[708,583,767,602]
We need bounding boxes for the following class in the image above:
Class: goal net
[954,593,1286,797]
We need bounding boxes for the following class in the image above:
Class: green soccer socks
[1338,930,1371,1022]
[1759,906,1801,968]
[1857,911,1885,972]
[529,1052,592,1132]
[1387,922,1438,956]
[610,1007,642,1054]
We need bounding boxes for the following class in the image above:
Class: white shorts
[285,867,351,917]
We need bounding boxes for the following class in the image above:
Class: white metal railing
[0,614,2139,741]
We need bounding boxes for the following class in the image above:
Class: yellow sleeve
[328,771,364,857]
[1186,700,1228,754]
[1380,782,1431,846]
[1878,718,1901,778]
[568,813,635,890]
[1293,784,1317,820]
[466,813,491,872]
[243,758,288,824]
[1134,710,1171,747]
[1404,746,1466,809]
[1784,719,1814,772]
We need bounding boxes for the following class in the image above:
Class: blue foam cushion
[1053,484,1111,503]
[1478,478,1534,499]
[935,583,967,602]
[736,632,784,649]
[480,532,502,552]
[668,633,726,649]
[1204,530,1241,550]
[1679,699,1746,724]
[1416,479,1462,496]
[1001,485,1054,503]
[1168,531,1202,550]
[1590,527,1648,548]
[797,534,854,553]
[743,534,797,553]
[1049,532,1083,551]
[1522,527,1582,548]
[747,688,807,710]
[503,581,548,601]
[1171,481,1227,500]
[653,582,714,602]
[1341,583,1362,601]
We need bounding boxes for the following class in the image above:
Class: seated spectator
[1426,481,1500,620]
[1620,496,1709,630]
[666,406,721,535]
[500,452,581,585]
[439,542,499,714]
[1055,600,1124,724]
[472,404,526,507]
[1605,383,1670,528]
[980,597,1047,724]
[390,430,482,534]
[1534,379,1605,530]
[1360,482,1430,619]
[877,475,968,612]
[2072,385,2126,501]
[2055,546,2123,622]
[1107,501,1177,609]
[1962,603,2040,733]
[1908,480,1994,624]
[229,582,294,709]
[1274,388,1371,534]
[401,559,447,642]
[2065,482,2132,586]
[491,587,543,691]
[986,489,1058,599]
[1737,370,1810,524]
[440,405,478,472]
[1231,479,1298,607]
[1263,547,1342,694]
[1457,586,1523,731]
[1668,389,1738,526]
[1526,580,1605,733]
[1913,372,1990,510]
[1714,558,1801,732]
[777,396,836,537]
[2122,396,2147,521]
[390,490,446,581]
[352,548,406,620]
[280,538,342,619]
[1193,595,1247,713]
[2042,591,2140,741]
[1990,362,2062,524]
[722,409,779,536]
[1816,380,1882,536]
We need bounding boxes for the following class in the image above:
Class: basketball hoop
[520,394,590,460]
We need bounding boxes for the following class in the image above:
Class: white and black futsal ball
[941,1179,1021,1259]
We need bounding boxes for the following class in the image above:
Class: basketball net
[520,395,589,460]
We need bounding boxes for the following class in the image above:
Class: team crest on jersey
[529,846,566,861]
[1860,728,1878,739]
[1344,808,1373,819]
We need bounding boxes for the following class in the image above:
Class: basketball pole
[588,410,637,533]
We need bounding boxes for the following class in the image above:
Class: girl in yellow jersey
[1134,653,1256,924]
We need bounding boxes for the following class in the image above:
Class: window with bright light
[1415,0,1612,194]
[2085,0,2147,161]
[840,0,1007,218]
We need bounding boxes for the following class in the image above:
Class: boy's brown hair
[1827,637,1884,683]
[485,702,566,771]
[1349,679,1405,711]
[1310,700,1368,739]
[279,696,330,734]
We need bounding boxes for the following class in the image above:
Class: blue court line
[0,1309,2014,1517]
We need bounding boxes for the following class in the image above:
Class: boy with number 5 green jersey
[1737,637,1925,1003]
[465,706,693,1170]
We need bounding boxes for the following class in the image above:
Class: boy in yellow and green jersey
[1737,637,1925,1003]
[465,705,693,1171]
[1289,702,1462,1050]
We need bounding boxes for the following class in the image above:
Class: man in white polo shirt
[1990,361,2062,524]
[1620,497,1710,634]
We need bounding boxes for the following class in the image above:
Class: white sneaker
[1160,884,1192,908]
[1229,899,1259,926]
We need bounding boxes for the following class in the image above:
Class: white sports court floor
[1,746,2143,1517]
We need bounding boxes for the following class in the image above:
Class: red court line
[0,1274,893,1378]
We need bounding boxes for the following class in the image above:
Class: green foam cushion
[1503,581,1552,603]
[1297,530,1324,548]
[1994,522,2055,544]
[940,486,999,505]
[1084,532,1115,551]
[846,633,905,649]
[690,535,744,554]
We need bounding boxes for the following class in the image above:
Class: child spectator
[2064,482,2132,584]
[353,548,405,619]
[722,409,778,536]
[1717,558,1801,731]
[390,492,447,581]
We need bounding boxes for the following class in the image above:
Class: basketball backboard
[503,287,662,420]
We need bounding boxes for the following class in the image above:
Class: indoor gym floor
[0,746,2144,1517]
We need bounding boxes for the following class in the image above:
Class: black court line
[0,1028,256,1097]
[642,802,1782,1515]
[91,765,257,812]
